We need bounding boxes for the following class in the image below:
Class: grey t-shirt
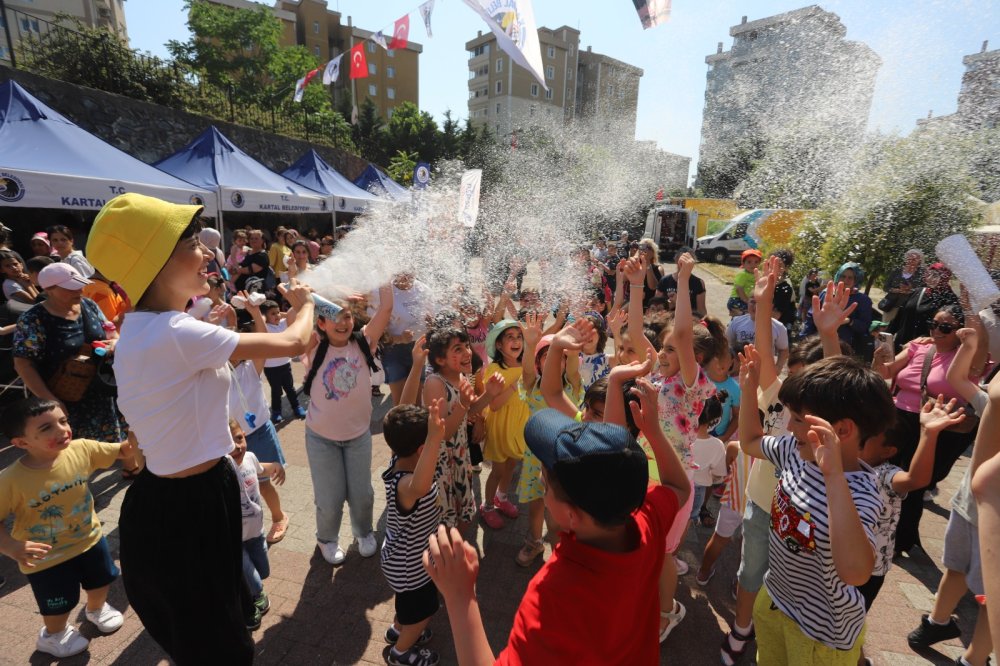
[950,390,988,525]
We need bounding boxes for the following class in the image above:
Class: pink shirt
[894,342,975,413]
[305,339,372,441]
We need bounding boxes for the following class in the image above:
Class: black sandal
[720,624,755,666]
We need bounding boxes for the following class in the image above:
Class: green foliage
[384,102,440,164]
[387,150,419,184]
[353,99,387,164]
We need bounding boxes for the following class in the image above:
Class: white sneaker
[318,541,346,565]
[36,625,89,658]
[358,533,378,558]
[674,556,690,576]
[85,602,124,633]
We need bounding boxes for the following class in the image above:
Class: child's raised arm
[398,399,447,511]
[624,257,657,359]
[892,395,965,494]
[674,253,699,388]
[423,376,469,440]
[752,257,780,388]
[628,377,690,504]
[520,311,544,390]
[737,345,766,460]
[542,320,597,418]
[363,284,394,348]
[604,351,653,428]
[401,335,428,406]
[812,280,859,359]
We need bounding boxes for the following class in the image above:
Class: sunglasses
[927,321,958,334]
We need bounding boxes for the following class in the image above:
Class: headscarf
[834,262,865,288]
[199,228,225,267]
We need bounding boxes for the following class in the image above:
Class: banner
[457,169,482,227]
[373,30,388,50]
[632,0,671,29]
[462,0,547,90]
[293,68,320,103]
[322,54,343,85]
[349,42,368,79]
[419,0,434,37]
[390,15,410,50]
[413,162,431,189]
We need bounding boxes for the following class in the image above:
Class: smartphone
[877,332,894,348]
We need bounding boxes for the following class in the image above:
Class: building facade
[0,0,128,63]
[698,5,880,169]
[922,40,1000,131]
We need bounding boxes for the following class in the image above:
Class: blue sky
[126,1,999,182]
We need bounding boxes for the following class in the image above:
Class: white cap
[38,262,92,290]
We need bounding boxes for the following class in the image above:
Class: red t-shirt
[495,486,679,665]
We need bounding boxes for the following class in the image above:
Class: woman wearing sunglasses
[874,301,989,556]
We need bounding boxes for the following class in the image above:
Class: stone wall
[0,65,369,178]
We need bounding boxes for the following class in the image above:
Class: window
[314,45,320,57]
[369,84,377,95]
[313,21,320,34]
[20,18,29,31]
[568,46,574,57]
[388,107,395,119]
[387,87,395,100]
[530,83,538,97]
[496,124,501,137]
[471,44,489,57]
[496,58,503,73]
[496,103,501,114]
[388,49,395,58]
[545,88,553,100]
[567,68,573,81]
[547,46,555,58]
[545,65,554,79]
[367,42,376,54]
[607,84,613,95]
[496,80,502,94]
[387,66,395,78]
[368,62,377,75]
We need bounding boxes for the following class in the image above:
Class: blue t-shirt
[710,376,740,438]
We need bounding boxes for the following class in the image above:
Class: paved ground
[0,263,993,665]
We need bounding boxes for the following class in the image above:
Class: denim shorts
[26,536,119,616]
[382,342,416,383]
[246,419,286,468]
[736,499,771,592]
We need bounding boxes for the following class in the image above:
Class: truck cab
[695,217,754,264]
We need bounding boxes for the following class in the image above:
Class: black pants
[890,407,976,553]
[263,362,300,414]
[120,460,254,665]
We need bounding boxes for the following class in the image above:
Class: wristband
[629,282,644,287]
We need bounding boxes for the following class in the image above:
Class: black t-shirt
[773,279,797,325]
[236,251,269,290]
[656,273,706,312]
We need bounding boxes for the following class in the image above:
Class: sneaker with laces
[515,539,545,567]
[388,646,440,666]
[247,606,262,631]
[659,600,686,643]
[84,603,124,633]
[673,556,689,576]
[254,591,270,616]
[480,505,504,529]
[358,532,378,558]
[493,495,519,519]
[907,614,962,649]
[317,540,346,565]
[384,625,433,645]
[36,626,89,658]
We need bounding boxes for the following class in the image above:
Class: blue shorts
[245,420,286,468]
[26,536,119,616]
[382,342,416,384]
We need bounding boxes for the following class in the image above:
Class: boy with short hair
[381,400,447,666]
[0,398,134,657]
[421,359,689,664]
[728,249,762,315]
[261,299,306,423]
[739,347,892,664]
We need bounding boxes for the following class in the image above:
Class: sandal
[720,623,755,666]
[121,467,141,480]
[659,600,686,643]
[266,515,290,544]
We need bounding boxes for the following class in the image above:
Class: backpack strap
[302,337,329,397]
[353,331,380,374]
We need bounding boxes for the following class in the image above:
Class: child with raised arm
[739,346,891,665]
[905,326,993,666]
[0,398,135,658]
[971,372,1000,654]
[421,370,689,665]
[380,399,447,666]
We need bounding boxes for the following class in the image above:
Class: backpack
[303,331,379,396]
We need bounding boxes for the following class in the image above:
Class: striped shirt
[380,461,442,593]
[761,435,881,651]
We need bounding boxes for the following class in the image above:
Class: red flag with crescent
[389,15,410,50]
[349,42,368,79]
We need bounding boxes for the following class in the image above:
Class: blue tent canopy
[154,126,330,214]
[353,164,411,202]
[0,80,217,213]
[281,150,380,214]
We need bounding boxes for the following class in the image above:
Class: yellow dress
[483,363,530,463]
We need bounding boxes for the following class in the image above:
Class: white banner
[457,169,482,228]
[322,54,343,85]
[462,0,547,90]
[633,0,671,29]
[420,0,434,37]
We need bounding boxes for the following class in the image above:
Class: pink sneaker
[480,505,504,529]
[494,495,519,519]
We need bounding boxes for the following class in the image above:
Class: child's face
[230,425,247,463]
[657,328,680,377]
[520,291,541,309]
[440,337,473,375]
[498,327,523,361]
[14,407,72,460]
[582,333,599,355]
[318,310,354,343]
[617,333,639,365]
[49,232,72,255]
[1,256,23,278]
[293,245,310,263]
[460,305,481,327]
[787,409,813,458]
[264,308,281,325]
[742,256,761,272]
[535,347,564,376]
[707,350,731,381]
[582,399,605,422]
[30,240,50,257]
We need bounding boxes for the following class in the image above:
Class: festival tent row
[281,149,382,214]
[0,80,218,215]
[354,164,412,202]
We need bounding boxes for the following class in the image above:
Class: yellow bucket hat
[87,193,203,303]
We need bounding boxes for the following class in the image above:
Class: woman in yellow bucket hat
[87,193,315,664]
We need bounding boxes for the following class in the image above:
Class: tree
[695,131,768,199]
[383,101,440,164]
[387,150,418,184]
[352,99,387,164]
[438,110,462,161]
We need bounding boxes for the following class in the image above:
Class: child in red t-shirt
[421,358,690,664]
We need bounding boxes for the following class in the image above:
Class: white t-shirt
[761,434,881,651]
[2,278,27,300]
[950,390,988,526]
[115,311,240,476]
[692,435,727,487]
[978,308,1000,368]
[727,315,789,359]
[383,281,435,338]
[744,378,790,508]
[228,361,269,436]
[264,320,291,368]
[305,337,373,441]
[63,250,95,278]
[229,453,265,541]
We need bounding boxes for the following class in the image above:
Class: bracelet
[629,282,644,287]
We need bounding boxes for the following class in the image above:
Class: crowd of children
[4,216,1000,666]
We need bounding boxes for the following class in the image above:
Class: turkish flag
[349,42,367,79]
[389,15,409,50]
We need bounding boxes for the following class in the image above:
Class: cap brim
[56,275,92,290]
[524,408,580,469]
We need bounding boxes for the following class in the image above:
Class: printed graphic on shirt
[321,355,363,400]
[771,483,817,554]
[760,400,786,435]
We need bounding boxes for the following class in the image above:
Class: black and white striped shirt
[380,461,442,593]
[761,435,882,651]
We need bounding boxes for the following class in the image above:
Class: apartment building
[0,0,128,63]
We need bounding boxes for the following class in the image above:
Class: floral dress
[650,367,716,475]
[428,373,476,527]
[518,379,583,503]
[13,298,126,442]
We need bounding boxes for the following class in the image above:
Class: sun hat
[30,232,50,249]
[38,262,92,290]
[524,409,648,524]
[86,193,203,303]
[485,319,522,359]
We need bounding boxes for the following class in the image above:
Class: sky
[126,1,999,183]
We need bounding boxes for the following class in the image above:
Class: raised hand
[427,397,446,442]
[676,252,696,278]
[523,310,543,347]
[278,279,312,310]
[411,334,429,365]
[627,377,659,435]
[812,281,858,334]
[956,327,978,345]
[552,318,597,352]
[459,377,475,410]
[753,257,778,304]
[206,304,230,326]
[738,344,762,393]
[623,256,647,285]
[484,372,506,398]
[610,349,654,382]
[607,308,627,338]
[422,525,480,605]
[920,394,966,432]
[804,415,843,476]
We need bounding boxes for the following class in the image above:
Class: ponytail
[693,316,727,365]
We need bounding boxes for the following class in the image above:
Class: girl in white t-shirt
[1,251,39,304]
[86,193,317,665]
[302,285,393,566]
